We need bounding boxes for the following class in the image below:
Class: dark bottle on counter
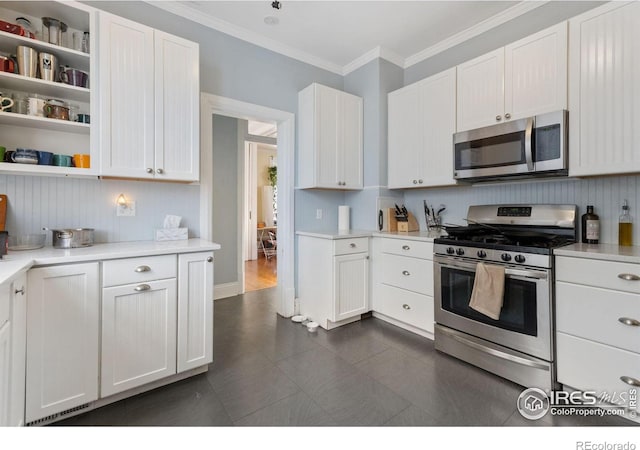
[581,205,600,244]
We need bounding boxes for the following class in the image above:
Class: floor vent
[26,403,91,426]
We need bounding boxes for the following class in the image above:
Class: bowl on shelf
[8,233,46,250]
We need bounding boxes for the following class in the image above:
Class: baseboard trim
[372,312,434,340]
[214,281,241,300]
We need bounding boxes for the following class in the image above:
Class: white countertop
[554,243,640,264]
[296,229,444,242]
[0,239,221,285]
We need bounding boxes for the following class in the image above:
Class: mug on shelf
[12,148,38,164]
[76,113,90,124]
[72,153,90,168]
[0,146,6,162]
[52,154,72,167]
[27,96,46,117]
[0,92,14,112]
[37,151,53,165]
[4,150,14,163]
[43,99,69,121]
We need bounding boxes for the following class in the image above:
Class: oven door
[434,255,552,361]
[453,117,533,180]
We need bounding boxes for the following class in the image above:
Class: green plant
[267,166,277,187]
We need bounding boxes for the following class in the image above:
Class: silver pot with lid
[44,227,94,248]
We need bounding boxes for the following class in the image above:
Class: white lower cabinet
[26,263,100,424]
[0,317,10,426]
[177,252,214,372]
[298,235,369,330]
[9,274,26,427]
[371,237,435,337]
[101,279,177,397]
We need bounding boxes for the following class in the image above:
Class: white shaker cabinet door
[388,82,422,189]
[101,279,177,397]
[456,48,504,132]
[505,22,568,121]
[154,31,200,181]
[99,13,155,178]
[315,85,341,188]
[340,92,363,190]
[333,253,369,322]
[26,263,100,424]
[569,2,640,176]
[177,252,213,373]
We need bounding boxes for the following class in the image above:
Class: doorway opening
[244,120,278,292]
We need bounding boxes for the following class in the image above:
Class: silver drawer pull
[135,265,151,273]
[134,284,151,292]
[14,287,24,295]
[402,270,410,276]
[620,376,640,387]
[402,245,410,250]
[350,243,356,248]
[402,304,411,310]
[207,256,213,263]
[618,317,640,327]
[618,273,640,281]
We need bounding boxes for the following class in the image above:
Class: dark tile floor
[57,287,634,427]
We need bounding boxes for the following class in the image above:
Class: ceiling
[151,1,546,75]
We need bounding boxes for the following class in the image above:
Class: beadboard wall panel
[404,175,640,245]
[0,175,200,244]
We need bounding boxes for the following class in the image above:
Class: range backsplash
[403,175,640,245]
[0,174,201,244]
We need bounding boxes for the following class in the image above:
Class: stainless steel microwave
[453,110,568,182]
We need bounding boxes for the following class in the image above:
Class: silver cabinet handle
[505,113,511,119]
[402,245,410,250]
[620,376,640,387]
[418,179,423,184]
[413,180,418,184]
[402,270,410,276]
[618,273,640,281]
[135,265,151,273]
[619,317,640,327]
[156,168,164,174]
[134,284,151,292]
[496,115,502,121]
[524,116,534,171]
[207,256,213,263]
[14,287,24,295]
[402,304,411,310]
[350,243,356,248]
[146,168,153,174]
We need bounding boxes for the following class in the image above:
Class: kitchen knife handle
[135,265,151,273]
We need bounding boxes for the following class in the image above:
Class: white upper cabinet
[100,13,199,181]
[298,83,363,190]
[568,2,640,177]
[388,67,457,189]
[457,22,567,132]
[457,48,505,132]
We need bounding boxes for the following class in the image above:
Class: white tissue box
[155,228,188,241]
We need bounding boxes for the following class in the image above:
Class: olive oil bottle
[619,200,633,246]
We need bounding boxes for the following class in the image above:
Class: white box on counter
[155,228,188,241]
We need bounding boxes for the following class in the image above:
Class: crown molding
[146,1,344,75]
[147,1,549,77]
[403,1,549,69]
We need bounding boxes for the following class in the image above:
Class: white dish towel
[468,262,505,320]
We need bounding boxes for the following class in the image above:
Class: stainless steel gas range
[433,204,577,392]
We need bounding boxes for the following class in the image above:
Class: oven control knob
[477,250,487,258]
[456,248,465,256]
[515,255,526,264]
[501,253,512,262]
[446,247,455,255]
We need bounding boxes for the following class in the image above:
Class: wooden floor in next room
[245,253,277,292]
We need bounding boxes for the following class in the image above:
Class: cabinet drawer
[374,283,434,333]
[556,256,640,294]
[557,282,640,353]
[380,254,433,295]
[557,332,640,413]
[380,238,433,260]
[334,237,368,256]
[103,255,177,287]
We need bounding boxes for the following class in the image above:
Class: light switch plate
[117,201,136,217]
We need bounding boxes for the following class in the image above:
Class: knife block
[395,212,420,232]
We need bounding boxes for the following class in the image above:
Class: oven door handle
[437,259,548,280]
[448,331,550,371]
[525,116,534,171]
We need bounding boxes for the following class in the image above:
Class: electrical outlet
[316,209,323,220]
[117,201,136,217]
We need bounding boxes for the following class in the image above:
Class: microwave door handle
[525,117,534,171]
